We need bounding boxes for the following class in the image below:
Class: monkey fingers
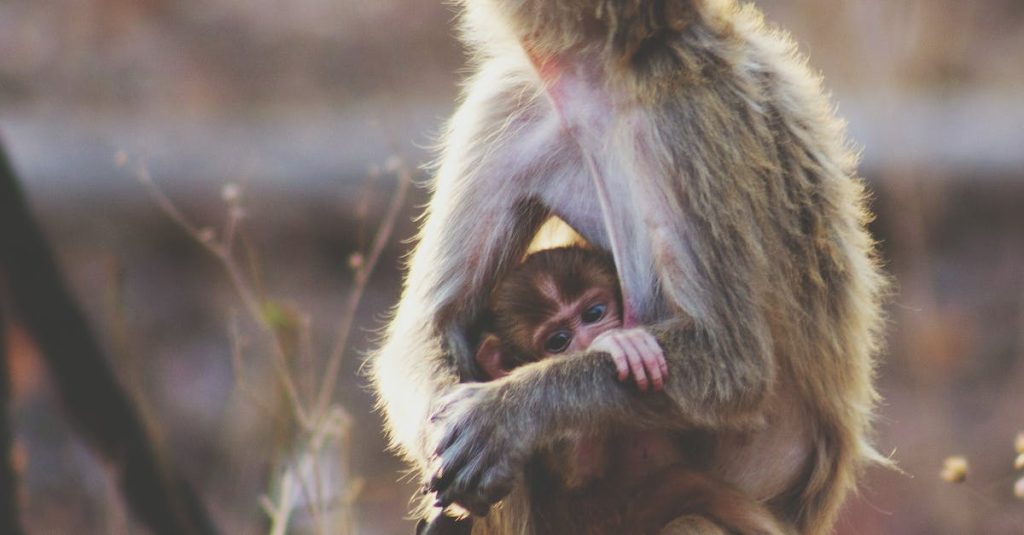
[621,335,652,391]
[431,449,492,515]
[631,329,668,389]
[427,383,525,515]
[429,429,485,493]
[634,336,667,389]
[434,447,513,517]
[592,329,667,391]
[432,431,517,516]
[591,332,633,382]
[620,329,667,391]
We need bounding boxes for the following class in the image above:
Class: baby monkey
[475,246,667,391]
[474,246,664,497]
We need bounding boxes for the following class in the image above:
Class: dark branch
[0,136,218,535]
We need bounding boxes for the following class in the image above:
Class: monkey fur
[370,0,887,533]
[469,246,787,534]
[486,246,620,366]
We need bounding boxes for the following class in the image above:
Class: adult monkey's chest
[536,146,665,325]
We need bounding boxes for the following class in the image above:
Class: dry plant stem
[134,156,406,534]
[314,164,412,419]
[133,164,262,321]
[223,203,240,255]
[134,163,310,426]
[264,474,297,535]
[135,155,404,535]
[299,313,316,410]
[293,430,331,534]
[266,408,354,535]
[227,313,276,416]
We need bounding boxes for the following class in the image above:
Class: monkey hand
[590,328,667,392]
[426,380,531,516]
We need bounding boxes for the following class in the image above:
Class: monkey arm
[428,315,772,515]
[370,191,548,469]
[369,62,560,470]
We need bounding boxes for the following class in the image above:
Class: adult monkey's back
[370,0,887,533]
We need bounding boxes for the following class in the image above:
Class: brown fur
[488,246,619,366]
[371,1,886,534]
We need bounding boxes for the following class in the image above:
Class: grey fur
[370,1,886,533]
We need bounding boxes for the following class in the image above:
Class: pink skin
[525,46,640,333]
[590,328,667,392]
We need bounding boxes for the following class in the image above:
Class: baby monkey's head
[477,246,621,379]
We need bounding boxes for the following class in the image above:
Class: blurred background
[1,0,1023,533]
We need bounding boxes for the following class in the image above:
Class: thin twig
[227,312,276,415]
[133,160,310,425]
[315,163,412,419]
[130,153,400,535]
[298,312,316,411]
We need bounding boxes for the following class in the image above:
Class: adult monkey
[370,0,886,533]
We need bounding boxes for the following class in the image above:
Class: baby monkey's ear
[475,333,510,380]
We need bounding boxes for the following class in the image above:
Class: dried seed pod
[940,455,969,483]
[348,252,365,271]
[1015,477,1024,500]
[197,227,216,244]
[221,182,241,203]
[1016,432,1024,455]
[1015,453,1024,471]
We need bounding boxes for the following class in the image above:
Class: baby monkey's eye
[544,330,573,354]
[581,303,606,324]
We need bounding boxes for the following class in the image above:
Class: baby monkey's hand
[590,328,667,392]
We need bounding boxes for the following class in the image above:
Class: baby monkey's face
[530,284,622,357]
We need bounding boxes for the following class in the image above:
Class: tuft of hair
[456,0,732,61]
